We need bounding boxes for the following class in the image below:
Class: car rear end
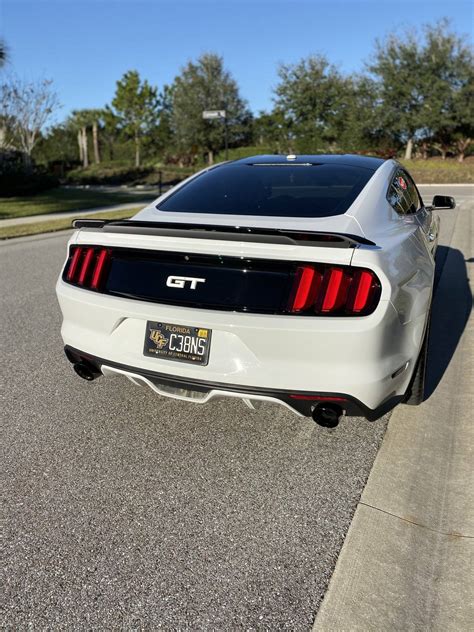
[56,156,415,421]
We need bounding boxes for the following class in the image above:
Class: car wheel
[404,311,431,406]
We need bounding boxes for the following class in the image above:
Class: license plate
[143,321,211,365]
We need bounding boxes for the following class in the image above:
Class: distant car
[56,154,455,426]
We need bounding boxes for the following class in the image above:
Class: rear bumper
[64,345,402,419]
[56,277,423,414]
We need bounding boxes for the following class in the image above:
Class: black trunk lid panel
[105,249,296,313]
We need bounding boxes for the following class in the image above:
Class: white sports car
[56,155,455,426]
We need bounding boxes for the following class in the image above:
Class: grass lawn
[397,159,473,183]
[0,208,141,240]
[0,187,156,220]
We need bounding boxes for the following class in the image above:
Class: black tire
[404,312,431,406]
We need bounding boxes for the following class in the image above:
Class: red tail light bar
[289,264,381,316]
[63,245,380,316]
[65,246,111,291]
[292,266,322,311]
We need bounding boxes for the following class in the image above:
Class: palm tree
[87,109,103,164]
[69,111,90,168]
[69,109,103,167]
[100,106,120,160]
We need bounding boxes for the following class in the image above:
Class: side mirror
[432,195,456,209]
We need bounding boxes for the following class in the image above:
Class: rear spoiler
[71,219,376,248]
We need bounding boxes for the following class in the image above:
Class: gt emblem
[149,329,168,349]
[166,275,206,290]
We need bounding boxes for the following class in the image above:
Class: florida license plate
[143,321,211,365]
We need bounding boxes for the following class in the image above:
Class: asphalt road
[1,185,471,629]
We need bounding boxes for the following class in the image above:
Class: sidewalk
[314,201,473,630]
[0,202,148,228]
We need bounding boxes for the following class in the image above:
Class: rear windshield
[157,163,374,217]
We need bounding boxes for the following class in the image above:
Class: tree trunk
[207,149,213,165]
[22,151,33,172]
[135,132,140,167]
[456,138,471,163]
[77,130,83,163]
[81,127,89,168]
[404,137,414,160]
[92,122,100,164]
[420,141,428,160]
[432,143,449,160]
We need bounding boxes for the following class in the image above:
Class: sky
[1,0,473,123]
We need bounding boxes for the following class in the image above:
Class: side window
[388,170,422,215]
[404,172,423,212]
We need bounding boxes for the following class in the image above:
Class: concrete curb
[313,202,473,630]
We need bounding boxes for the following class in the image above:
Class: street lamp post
[224,115,228,161]
[202,110,228,161]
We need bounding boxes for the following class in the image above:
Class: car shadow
[424,245,472,400]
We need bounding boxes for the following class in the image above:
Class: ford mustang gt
[56,154,455,426]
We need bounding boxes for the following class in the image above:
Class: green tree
[368,20,473,160]
[33,124,78,168]
[140,84,175,160]
[334,76,381,153]
[68,110,91,167]
[100,106,121,161]
[273,55,357,153]
[154,84,174,150]
[421,21,473,161]
[451,77,473,162]
[170,53,252,164]
[111,70,158,167]
[368,30,425,159]
[253,109,291,153]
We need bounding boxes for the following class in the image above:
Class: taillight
[289,264,380,316]
[350,270,375,313]
[77,248,95,286]
[91,248,109,290]
[320,268,345,312]
[64,246,111,291]
[291,266,323,311]
[66,247,82,282]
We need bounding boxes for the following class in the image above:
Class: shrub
[65,164,153,186]
[64,163,195,187]
[0,150,58,196]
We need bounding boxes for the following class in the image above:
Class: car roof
[228,154,385,171]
